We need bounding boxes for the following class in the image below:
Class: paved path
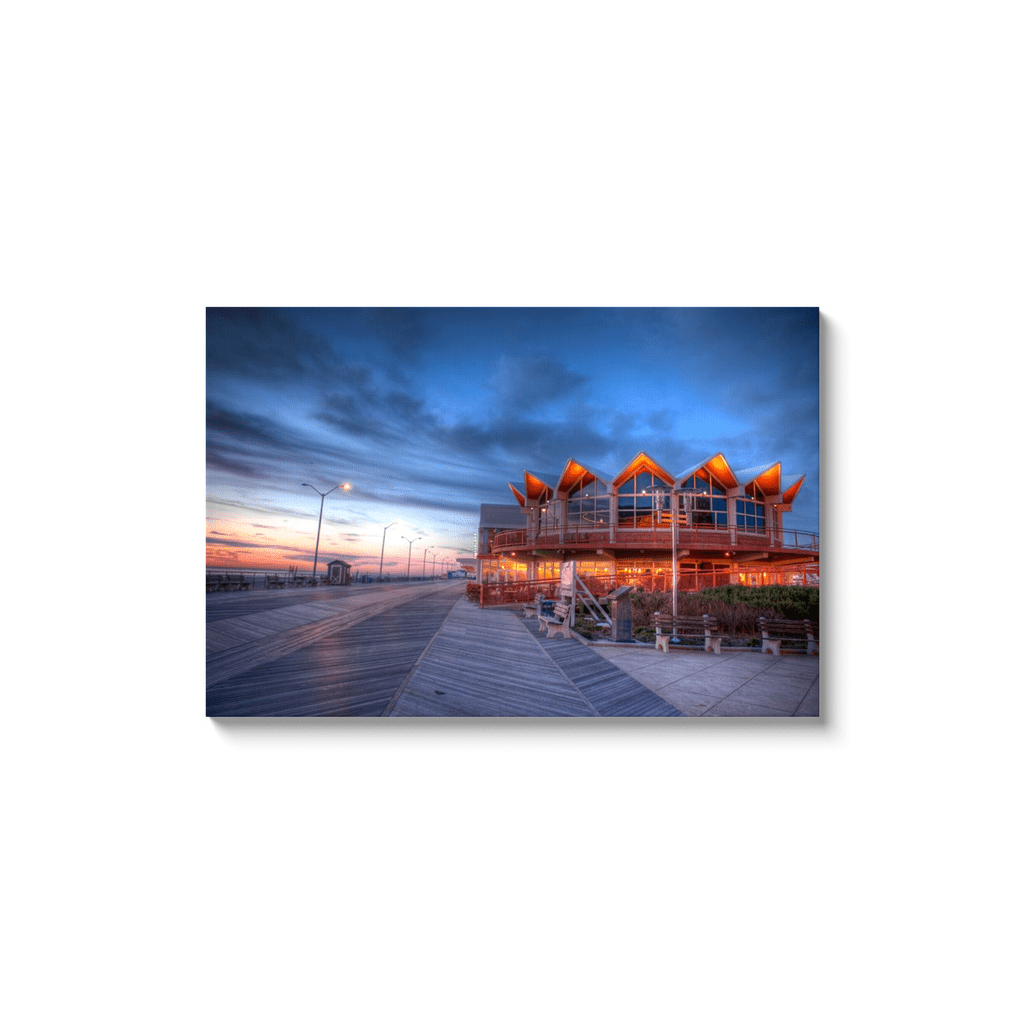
[206,585,818,717]
[589,643,819,716]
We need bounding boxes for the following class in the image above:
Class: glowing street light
[379,521,397,582]
[301,482,350,582]
[402,535,420,580]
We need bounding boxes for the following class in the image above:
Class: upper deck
[489,522,818,562]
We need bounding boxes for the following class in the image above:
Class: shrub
[697,584,818,623]
[630,590,671,628]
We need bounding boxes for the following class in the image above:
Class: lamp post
[402,535,420,580]
[421,545,434,579]
[431,551,438,577]
[302,481,350,583]
[379,522,397,582]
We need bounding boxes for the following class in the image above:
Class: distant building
[476,451,818,590]
[326,559,353,585]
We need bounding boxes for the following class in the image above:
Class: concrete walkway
[586,642,819,716]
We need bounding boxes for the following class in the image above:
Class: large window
[566,479,610,528]
[617,470,670,527]
[679,470,728,527]
[736,482,766,533]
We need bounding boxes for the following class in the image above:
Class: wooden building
[477,451,818,591]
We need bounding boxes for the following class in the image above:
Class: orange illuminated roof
[676,453,739,489]
[508,483,526,506]
[736,461,783,495]
[555,458,609,494]
[780,474,806,504]
[612,451,675,489]
[523,471,556,501]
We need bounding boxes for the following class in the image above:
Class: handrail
[490,525,818,552]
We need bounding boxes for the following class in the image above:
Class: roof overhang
[736,461,782,495]
[676,452,739,489]
[556,458,608,494]
[523,471,556,502]
[780,474,806,504]
[612,451,675,489]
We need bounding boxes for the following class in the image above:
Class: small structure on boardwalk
[326,559,353,585]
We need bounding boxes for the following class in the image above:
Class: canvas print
[207,308,819,717]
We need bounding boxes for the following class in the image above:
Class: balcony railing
[491,525,818,554]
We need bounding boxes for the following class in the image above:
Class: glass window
[617,468,671,527]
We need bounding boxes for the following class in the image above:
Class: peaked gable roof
[524,471,557,501]
[676,452,739,490]
[555,457,610,494]
[612,451,675,489]
[733,461,782,495]
[780,474,806,504]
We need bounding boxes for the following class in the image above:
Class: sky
[206,307,819,575]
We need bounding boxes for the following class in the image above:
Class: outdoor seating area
[207,572,324,592]
[206,573,252,592]
[650,611,819,657]
[653,613,724,655]
[758,616,819,656]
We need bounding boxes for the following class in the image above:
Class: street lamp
[302,481,350,583]
[431,551,439,577]
[402,535,420,580]
[422,545,434,579]
[379,521,397,582]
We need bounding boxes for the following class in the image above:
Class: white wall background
[4,2,1017,1021]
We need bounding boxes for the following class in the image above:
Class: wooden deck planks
[207,588,463,717]
[388,601,597,717]
[207,584,686,717]
[522,618,685,717]
[206,584,458,685]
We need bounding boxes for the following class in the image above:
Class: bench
[653,613,723,655]
[539,600,573,639]
[758,616,818,656]
[267,574,287,589]
[523,594,543,619]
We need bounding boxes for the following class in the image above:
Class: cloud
[207,308,341,384]
[487,354,590,409]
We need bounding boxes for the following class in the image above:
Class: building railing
[477,567,818,607]
[490,525,818,553]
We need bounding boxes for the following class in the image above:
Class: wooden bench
[539,600,573,639]
[267,574,287,589]
[758,616,818,656]
[523,594,543,619]
[653,613,723,655]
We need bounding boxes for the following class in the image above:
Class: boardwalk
[207,582,817,717]
[207,582,681,717]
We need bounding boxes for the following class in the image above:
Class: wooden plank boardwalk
[390,602,683,717]
[207,586,463,716]
[207,584,684,717]
[519,616,685,717]
[387,600,598,716]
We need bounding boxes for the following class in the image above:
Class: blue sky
[206,307,819,573]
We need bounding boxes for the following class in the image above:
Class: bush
[626,585,817,641]
[697,585,818,623]
[629,590,671,628]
